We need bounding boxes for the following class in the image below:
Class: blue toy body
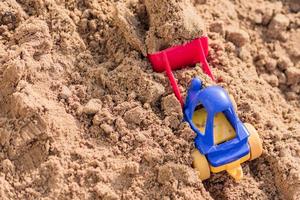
[184,78,250,167]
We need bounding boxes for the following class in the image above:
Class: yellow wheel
[229,94,237,111]
[245,123,263,160]
[192,149,211,181]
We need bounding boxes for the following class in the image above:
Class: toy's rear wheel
[192,149,211,181]
[229,94,237,111]
[245,123,263,160]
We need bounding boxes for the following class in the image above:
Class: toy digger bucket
[148,36,215,107]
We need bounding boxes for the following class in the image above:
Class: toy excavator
[148,37,262,181]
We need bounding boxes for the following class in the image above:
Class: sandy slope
[0,0,299,199]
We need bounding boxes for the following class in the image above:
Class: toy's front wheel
[245,123,263,160]
[192,150,211,181]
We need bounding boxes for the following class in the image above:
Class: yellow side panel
[192,108,236,144]
[209,154,250,173]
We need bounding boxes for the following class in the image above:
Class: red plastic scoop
[148,36,215,106]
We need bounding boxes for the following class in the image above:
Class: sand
[0,0,299,199]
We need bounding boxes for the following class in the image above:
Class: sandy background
[0,0,299,199]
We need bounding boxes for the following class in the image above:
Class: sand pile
[0,0,299,199]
